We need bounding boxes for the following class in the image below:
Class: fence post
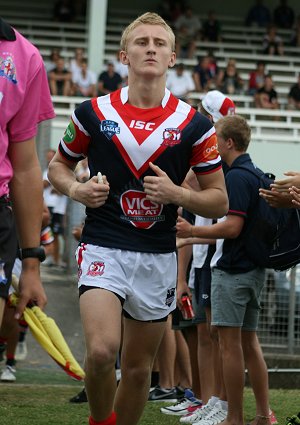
[287,267,296,354]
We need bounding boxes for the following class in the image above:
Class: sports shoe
[160,388,202,416]
[1,365,16,382]
[194,401,227,425]
[270,409,278,425]
[148,385,178,402]
[69,388,88,403]
[180,400,215,423]
[286,412,300,425]
[15,341,28,361]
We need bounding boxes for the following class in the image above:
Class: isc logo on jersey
[129,120,155,131]
[120,190,164,229]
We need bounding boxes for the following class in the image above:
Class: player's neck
[127,79,165,109]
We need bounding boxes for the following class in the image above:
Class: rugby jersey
[59,87,222,253]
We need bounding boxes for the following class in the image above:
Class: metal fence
[258,267,300,355]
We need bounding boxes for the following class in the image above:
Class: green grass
[0,369,299,425]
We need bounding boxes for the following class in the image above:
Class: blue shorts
[194,267,211,308]
[211,268,265,331]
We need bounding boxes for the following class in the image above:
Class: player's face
[215,129,228,162]
[121,24,176,78]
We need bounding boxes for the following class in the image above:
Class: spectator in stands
[273,0,295,29]
[53,0,76,23]
[97,61,122,96]
[287,74,300,110]
[174,24,197,59]
[202,10,222,42]
[174,7,201,58]
[193,55,216,93]
[72,59,97,97]
[157,0,185,25]
[248,61,267,95]
[166,62,195,102]
[216,58,244,95]
[44,47,61,73]
[48,56,72,96]
[255,74,280,110]
[111,51,128,85]
[262,25,284,56]
[245,0,271,27]
[207,50,219,79]
[290,14,300,46]
[69,47,85,82]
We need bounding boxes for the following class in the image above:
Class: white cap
[201,90,236,123]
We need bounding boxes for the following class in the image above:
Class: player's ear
[168,52,176,69]
[120,50,129,65]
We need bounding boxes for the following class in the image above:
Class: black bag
[229,163,300,271]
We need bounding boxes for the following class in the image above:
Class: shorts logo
[162,128,181,147]
[63,121,76,143]
[87,261,105,277]
[100,120,120,140]
[165,288,175,307]
[120,190,164,229]
[202,294,209,299]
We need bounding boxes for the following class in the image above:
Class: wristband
[19,247,46,262]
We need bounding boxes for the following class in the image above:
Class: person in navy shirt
[177,115,271,425]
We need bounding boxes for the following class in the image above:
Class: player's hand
[270,171,300,192]
[176,216,193,238]
[15,264,47,319]
[70,175,110,208]
[259,188,293,208]
[290,186,300,207]
[143,162,181,205]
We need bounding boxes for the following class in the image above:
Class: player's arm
[177,214,244,240]
[48,151,109,208]
[8,138,47,317]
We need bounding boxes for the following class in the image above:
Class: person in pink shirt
[0,17,55,326]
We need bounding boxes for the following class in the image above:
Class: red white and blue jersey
[59,87,222,253]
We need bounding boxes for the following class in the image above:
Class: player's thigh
[80,288,123,354]
[121,317,167,369]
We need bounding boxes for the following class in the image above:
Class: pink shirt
[0,27,55,196]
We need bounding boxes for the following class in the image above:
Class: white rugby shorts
[76,244,177,321]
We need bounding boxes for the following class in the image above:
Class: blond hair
[215,115,251,152]
[120,12,175,51]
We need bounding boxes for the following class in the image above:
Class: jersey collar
[0,17,16,41]
[120,86,171,108]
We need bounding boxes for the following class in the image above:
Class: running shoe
[1,365,16,382]
[69,388,87,403]
[286,412,300,425]
[160,388,202,416]
[194,401,227,425]
[148,385,178,402]
[15,341,28,361]
[180,400,215,423]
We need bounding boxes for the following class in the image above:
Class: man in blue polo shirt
[177,115,271,425]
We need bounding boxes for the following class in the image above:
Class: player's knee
[86,344,117,371]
